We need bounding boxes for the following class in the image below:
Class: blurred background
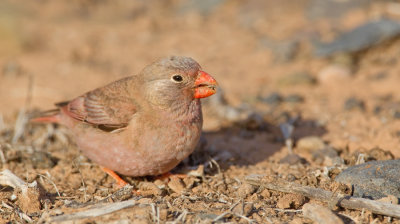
[2,1,400,222]
[2,0,400,154]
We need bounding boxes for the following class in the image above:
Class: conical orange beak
[194,71,218,99]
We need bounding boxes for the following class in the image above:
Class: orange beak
[194,71,218,99]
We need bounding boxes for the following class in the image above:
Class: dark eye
[172,75,183,82]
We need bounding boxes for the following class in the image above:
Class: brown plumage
[32,56,217,184]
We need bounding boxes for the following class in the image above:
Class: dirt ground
[1,0,400,223]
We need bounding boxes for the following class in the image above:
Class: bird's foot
[101,167,129,188]
[101,167,141,195]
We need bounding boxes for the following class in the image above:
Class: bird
[31,56,218,187]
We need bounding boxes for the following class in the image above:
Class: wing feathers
[59,78,137,130]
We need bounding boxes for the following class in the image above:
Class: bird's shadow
[180,116,327,172]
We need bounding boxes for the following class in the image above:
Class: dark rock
[344,97,365,111]
[30,151,58,169]
[335,160,400,199]
[279,154,308,165]
[286,174,297,182]
[315,19,400,57]
[392,110,400,119]
[285,94,305,103]
[260,92,283,105]
[241,112,266,131]
[312,147,340,165]
[373,105,382,115]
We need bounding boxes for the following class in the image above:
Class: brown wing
[58,77,137,130]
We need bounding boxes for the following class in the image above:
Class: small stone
[260,189,271,198]
[368,147,394,161]
[284,94,304,103]
[276,193,306,209]
[187,164,204,177]
[279,154,308,165]
[153,179,166,189]
[30,151,57,169]
[237,183,257,198]
[278,72,316,86]
[311,147,339,165]
[167,177,186,194]
[183,177,196,189]
[286,174,297,182]
[296,136,326,153]
[318,64,352,84]
[260,92,283,105]
[241,112,265,130]
[335,160,400,199]
[373,106,382,115]
[392,110,400,119]
[314,19,400,56]
[344,97,365,111]
[138,182,162,196]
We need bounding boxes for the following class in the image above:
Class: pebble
[335,160,400,199]
[279,154,308,165]
[296,136,326,153]
[260,92,283,105]
[276,193,306,209]
[314,19,400,56]
[138,182,162,196]
[344,97,365,111]
[30,151,58,169]
[167,177,186,194]
[284,94,305,103]
[237,183,257,198]
[368,147,394,161]
[312,147,341,165]
[392,110,400,119]
[317,64,352,84]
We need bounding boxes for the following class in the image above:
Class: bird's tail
[30,109,60,123]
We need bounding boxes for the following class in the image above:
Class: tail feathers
[30,109,60,123]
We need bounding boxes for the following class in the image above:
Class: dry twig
[49,199,137,222]
[245,175,400,218]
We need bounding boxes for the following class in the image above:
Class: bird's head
[142,56,218,108]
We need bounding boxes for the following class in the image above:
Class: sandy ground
[1,0,400,223]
